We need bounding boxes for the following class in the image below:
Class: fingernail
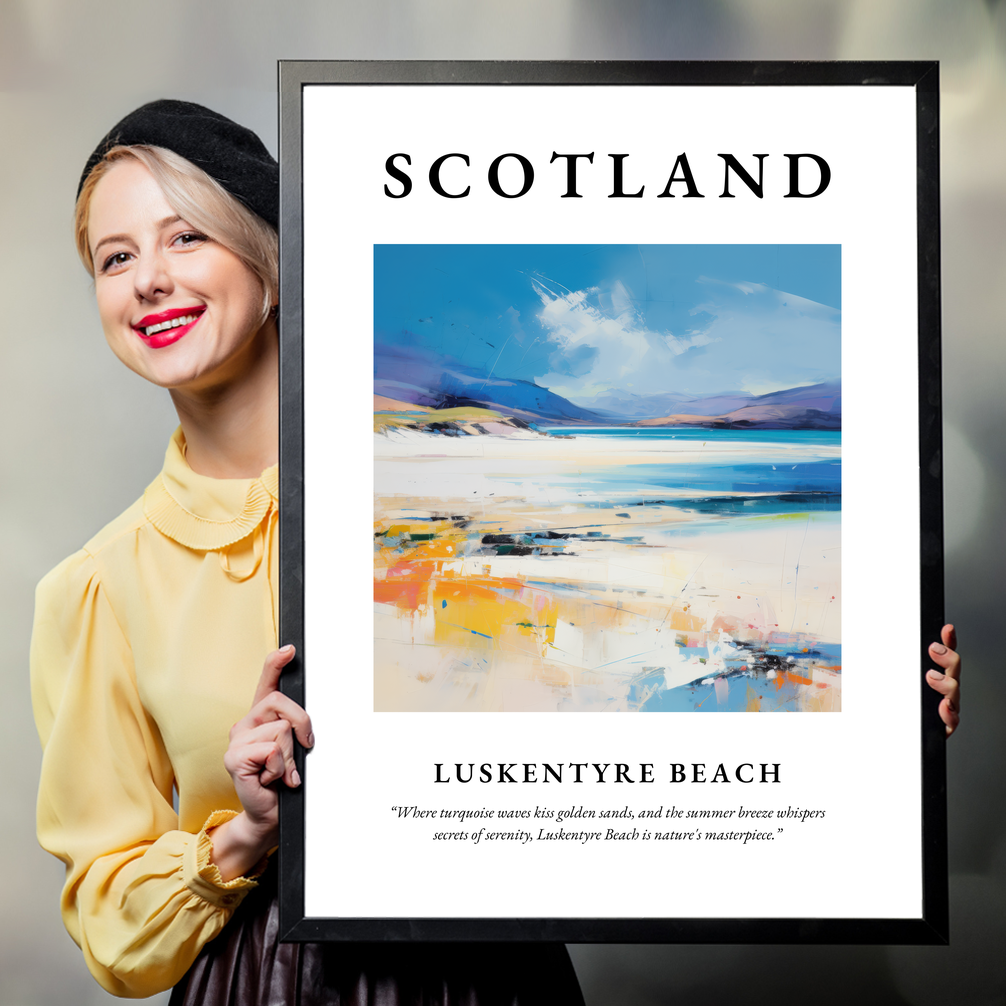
[927,670,944,679]
[280,644,295,654]
[931,643,947,655]
[292,768,301,787]
[306,732,315,748]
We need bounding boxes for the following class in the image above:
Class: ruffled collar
[143,428,278,551]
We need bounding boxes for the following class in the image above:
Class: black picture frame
[277,60,945,944]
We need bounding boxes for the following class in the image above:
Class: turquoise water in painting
[543,427,840,445]
[530,427,841,526]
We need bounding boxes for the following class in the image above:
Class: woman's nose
[133,249,173,302]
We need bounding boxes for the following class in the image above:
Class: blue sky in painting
[374,244,840,405]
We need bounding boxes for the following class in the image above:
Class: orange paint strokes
[404,538,458,560]
[435,573,524,605]
[374,577,427,611]
[374,551,457,613]
[381,558,442,581]
[778,669,814,687]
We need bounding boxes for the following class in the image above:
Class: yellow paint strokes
[750,510,817,523]
[381,523,416,537]
[375,521,465,568]
[426,407,503,422]
[431,575,556,650]
[374,405,505,432]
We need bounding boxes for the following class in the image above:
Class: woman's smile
[133,305,207,347]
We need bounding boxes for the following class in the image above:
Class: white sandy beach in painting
[374,428,841,713]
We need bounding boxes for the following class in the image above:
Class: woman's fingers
[926,685,961,736]
[232,689,314,750]
[242,644,314,749]
[926,669,960,736]
[259,742,289,787]
[224,738,287,788]
[218,647,309,845]
[942,700,961,736]
[928,645,960,677]
[926,667,959,703]
[230,719,302,788]
[941,623,958,653]
[223,645,311,809]
[928,632,961,682]
[254,691,313,749]
[252,644,297,707]
[927,623,961,737]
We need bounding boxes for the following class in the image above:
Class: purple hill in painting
[374,346,601,423]
[374,345,840,430]
[626,382,841,430]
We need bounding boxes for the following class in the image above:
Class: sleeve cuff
[182,810,269,909]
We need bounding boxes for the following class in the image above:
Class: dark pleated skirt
[169,869,584,1006]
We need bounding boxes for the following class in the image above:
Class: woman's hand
[926,624,961,738]
[209,645,314,881]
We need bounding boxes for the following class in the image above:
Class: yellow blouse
[31,429,279,998]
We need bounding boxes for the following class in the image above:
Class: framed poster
[277,61,946,943]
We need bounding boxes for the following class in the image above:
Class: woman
[31,100,586,1003]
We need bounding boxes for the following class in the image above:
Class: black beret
[78,99,278,228]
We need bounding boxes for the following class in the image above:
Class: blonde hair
[75,145,278,322]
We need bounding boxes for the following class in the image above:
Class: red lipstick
[132,306,205,349]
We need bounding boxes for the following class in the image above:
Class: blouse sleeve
[31,549,262,998]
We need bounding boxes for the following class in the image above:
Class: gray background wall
[1,2,1002,1003]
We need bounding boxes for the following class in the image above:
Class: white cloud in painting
[532,278,716,403]
[533,275,840,402]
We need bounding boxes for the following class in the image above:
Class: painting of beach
[373,245,841,712]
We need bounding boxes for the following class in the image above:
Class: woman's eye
[101,251,132,273]
[173,231,208,248]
